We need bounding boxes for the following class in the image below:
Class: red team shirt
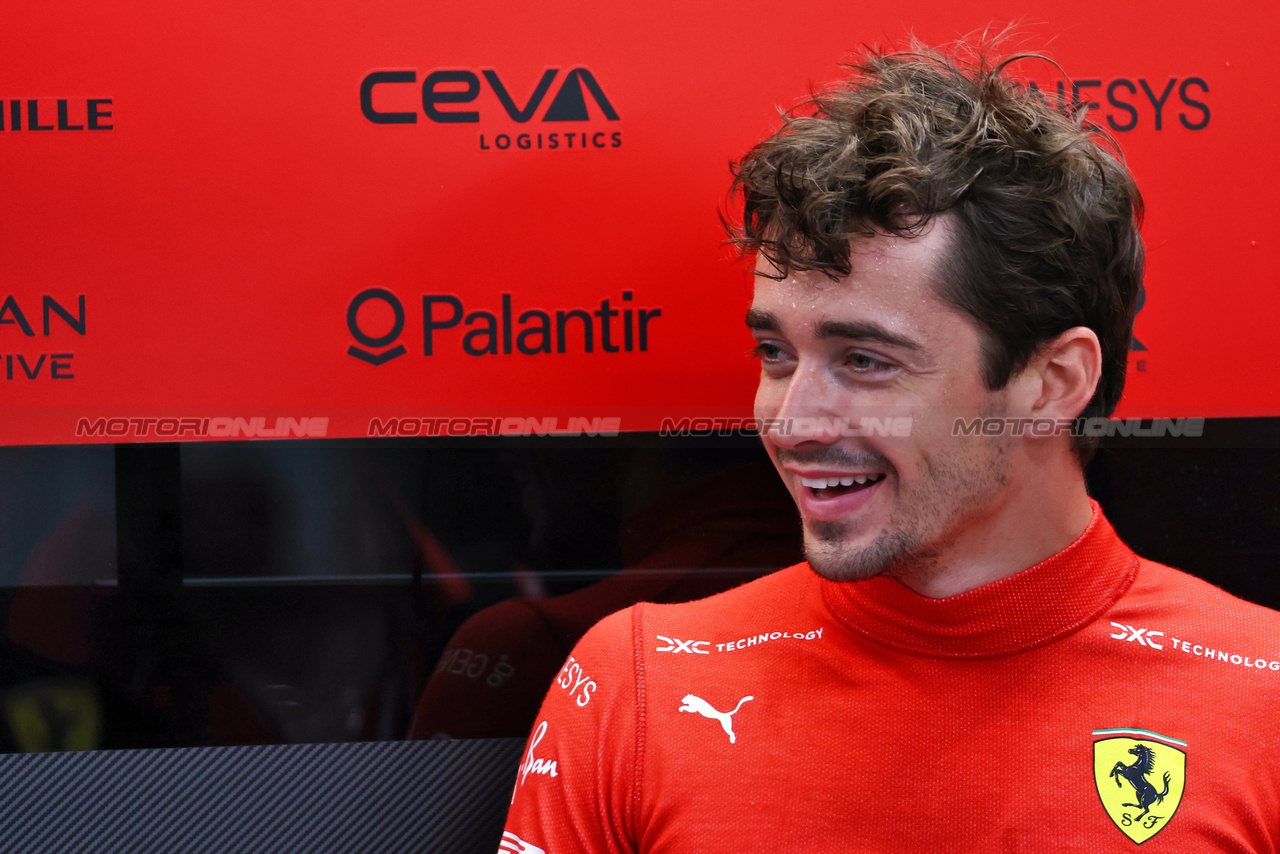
[500,503,1280,852]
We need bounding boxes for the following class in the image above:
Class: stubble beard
[801,435,1012,587]
[804,517,936,583]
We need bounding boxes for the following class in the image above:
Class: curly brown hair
[728,42,1144,462]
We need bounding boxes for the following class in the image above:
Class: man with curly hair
[498,43,1280,851]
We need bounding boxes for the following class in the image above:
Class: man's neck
[891,464,1095,600]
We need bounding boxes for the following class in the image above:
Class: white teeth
[798,475,880,489]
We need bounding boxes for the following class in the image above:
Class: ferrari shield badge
[1093,728,1186,844]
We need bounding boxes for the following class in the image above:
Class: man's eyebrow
[744,308,779,331]
[747,308,922,351]
[816,320,922,351]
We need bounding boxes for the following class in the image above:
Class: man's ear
[1021,327,1102,420]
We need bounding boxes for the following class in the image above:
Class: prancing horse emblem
[1092,728,1186,844]
[1110,744,1170,819]
[678,694,753,743]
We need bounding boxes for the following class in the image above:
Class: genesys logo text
[347,288,661,365]
[554,655,597,707]
[360,66,621,151]
[1028,76,1211,131]
[1,294,85,381]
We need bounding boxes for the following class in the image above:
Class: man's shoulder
[1122,557,1280,675]
[578,562,819,652]
[1131,556,1280,627]
[637,561,817,626]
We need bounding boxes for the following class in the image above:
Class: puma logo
[678,694,753,743]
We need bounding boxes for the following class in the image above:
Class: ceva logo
[360,67,618,125]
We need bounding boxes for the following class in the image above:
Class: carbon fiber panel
[2,738,523,853]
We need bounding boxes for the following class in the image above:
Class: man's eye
[750,343,785,361]
[848,352,891,371]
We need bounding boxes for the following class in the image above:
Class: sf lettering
[1120,812,1165,830]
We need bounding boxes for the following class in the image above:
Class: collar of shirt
[819,501,1140,658]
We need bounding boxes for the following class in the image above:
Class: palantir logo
[345,287,661,364]
[347,288,406,365]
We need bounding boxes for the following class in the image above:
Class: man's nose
[764,363,847,448]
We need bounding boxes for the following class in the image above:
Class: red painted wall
[4,2,1276,444]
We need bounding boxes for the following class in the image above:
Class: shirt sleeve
[498,606,641,854]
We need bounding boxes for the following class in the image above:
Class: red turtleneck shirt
[499,505,1280,852]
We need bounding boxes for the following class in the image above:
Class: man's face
[748,217,1015,587]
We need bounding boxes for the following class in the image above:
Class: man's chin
[802,524,916,583]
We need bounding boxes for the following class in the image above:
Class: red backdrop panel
[3,1,1277,443]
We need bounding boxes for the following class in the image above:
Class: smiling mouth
[797,474,887,499]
